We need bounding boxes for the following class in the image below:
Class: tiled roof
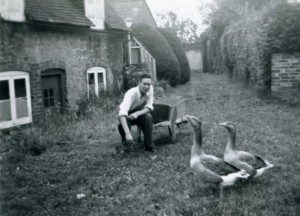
[25,0,128,30]
[25,0,93,27]
[105,2,128,30]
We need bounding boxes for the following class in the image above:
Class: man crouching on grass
[118,73,155,153]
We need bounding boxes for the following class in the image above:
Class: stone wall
[271,52,300,102]
[185,49,202,73]
[0,21,127,123]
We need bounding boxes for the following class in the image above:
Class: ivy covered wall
[203,2,300,95]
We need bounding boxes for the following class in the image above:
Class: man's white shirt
[118,85,154,117]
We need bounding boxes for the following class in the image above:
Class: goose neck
[226,130,236,149]
[193,129,203,149]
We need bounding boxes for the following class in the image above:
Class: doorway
[41,69,66,113]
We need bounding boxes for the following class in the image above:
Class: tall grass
[0,73,298,216]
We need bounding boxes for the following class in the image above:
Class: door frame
[41,69,66,113]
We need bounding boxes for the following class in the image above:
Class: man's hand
[125,132,133,141]
[128,112,139,120]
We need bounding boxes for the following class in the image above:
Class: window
[131,48,141,64]
[130,37,142,64]
[43,89,54,108]
[0,71,32,129]
[87,67,106,98]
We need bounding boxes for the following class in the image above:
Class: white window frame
[0,71,32,129]
[128,36,157,81]
[87,67,107,98]
[129,37,142,64]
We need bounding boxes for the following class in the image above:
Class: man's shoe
[124,139,139,155]
[145,147,156,153]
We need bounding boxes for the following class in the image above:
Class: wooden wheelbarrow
[137,98,187,144]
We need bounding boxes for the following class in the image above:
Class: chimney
[0,0,25,22]
[84,0,105,30]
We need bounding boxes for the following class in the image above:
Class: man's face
[139,78,152,94]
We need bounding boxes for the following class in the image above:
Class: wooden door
[41,69,64,113]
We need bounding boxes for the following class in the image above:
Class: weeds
[0,73,298,216]
[76,91,121,118]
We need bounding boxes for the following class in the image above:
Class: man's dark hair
[139,73,152,81]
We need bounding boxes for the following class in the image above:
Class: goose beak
[219,122,227,127]
[181,115,189,122]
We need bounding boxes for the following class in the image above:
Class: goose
[183,115,249,187]
[219,121,273,177]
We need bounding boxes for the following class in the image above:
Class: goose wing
[201,154,240,176]
[237,151,267,169]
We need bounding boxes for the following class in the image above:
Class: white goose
[219,121,273,177]
[184,115,249,187]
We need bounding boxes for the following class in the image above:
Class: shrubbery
[0,128,53,163]
[203,2,300,92]
[75,91,121,118]
[159,28,191,84]
[220,11,266,85]
[132,24,181,86]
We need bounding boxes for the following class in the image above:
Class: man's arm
[128,107,150,120]
[129,86,154,120]
[119,115,133,140]
[118,89,134,140]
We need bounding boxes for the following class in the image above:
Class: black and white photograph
[0,0,299,215]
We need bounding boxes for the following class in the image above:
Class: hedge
[132,24,181,86]
[159,28,191,83]
[203,2,300,91]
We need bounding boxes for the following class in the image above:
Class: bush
[1,128,53,162]
[202,8,240,74]
[123,64,149,90]
[132,24,181,86]
[159,28,191,83]
[76,92,121,118]
[203,2,300,92]
[153,80,172,98]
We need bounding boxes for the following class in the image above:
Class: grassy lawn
[0,73,299,216]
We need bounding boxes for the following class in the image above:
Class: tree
[159,28,191,83]
[132,24,181,86]
[157,11,200,44]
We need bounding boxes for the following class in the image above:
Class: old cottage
[0,0,157,129]
[109,0,157,81]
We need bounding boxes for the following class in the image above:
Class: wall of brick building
[0,21,127,124]
[271,52,300,102]
[185,49,202,73]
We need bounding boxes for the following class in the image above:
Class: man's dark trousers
[118,113,154,150]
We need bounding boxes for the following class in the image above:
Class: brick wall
[271,52,300,102]
[0,21,127,123]
[185,49,202,73]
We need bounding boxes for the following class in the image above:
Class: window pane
[49,98,54,107]
[98,73,104,84]
[44,99,49,108]
[131,48,141,64]
[88,73,95,85]
[0,100,12,121]
[15,79,26,98]
[0,80,10,100]
[88,73,96,96]
[43,89,48,98]
[16,98,28,118]
[49,89,54,97]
